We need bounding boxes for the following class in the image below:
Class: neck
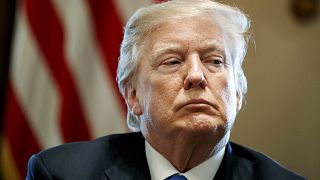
[146,132,229,172]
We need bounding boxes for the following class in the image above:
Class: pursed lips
[177,98,218,112]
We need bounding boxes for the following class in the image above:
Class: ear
[125,85,143,116]
[236,91,243,112]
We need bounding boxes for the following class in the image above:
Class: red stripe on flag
[4,84,41,178]
[86,0,127,112]
[24,0,91,142]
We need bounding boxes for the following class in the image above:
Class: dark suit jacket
[26,132,305,180]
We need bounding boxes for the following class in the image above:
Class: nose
[183,58,207,90]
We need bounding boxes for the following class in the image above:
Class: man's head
[117,0,250,145]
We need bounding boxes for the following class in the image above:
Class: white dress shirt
[145,141,225,180]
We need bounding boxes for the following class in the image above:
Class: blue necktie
[166,174,188,180]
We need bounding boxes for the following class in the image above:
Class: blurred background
[0,0,319,179]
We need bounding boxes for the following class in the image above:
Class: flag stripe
[51,0,126,137]
[24,0,91,142]
[86,0,127,113]
[11,9,63,148]
[4,84,41,178]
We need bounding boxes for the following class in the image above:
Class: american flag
[1,0,162,179]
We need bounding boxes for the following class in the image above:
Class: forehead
[144,16,225,59]
[144,15,225,55]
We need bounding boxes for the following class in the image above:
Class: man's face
[128,16,240,145]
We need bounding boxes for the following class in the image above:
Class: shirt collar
[145,141,225,180]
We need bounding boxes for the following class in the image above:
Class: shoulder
[228,142,306,180]
[37,132,142,159]
[27,132,144,179]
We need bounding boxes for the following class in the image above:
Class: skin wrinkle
[129,15,240,172]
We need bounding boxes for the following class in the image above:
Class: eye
[203,58,224,66]
[161,59,181,66]
[210,59,223,65]
[157,58,182,73]
[202,55,225,72]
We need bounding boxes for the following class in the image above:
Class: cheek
[138,75,181,115]
[151,73,181,95]
[221,84,237,111]
[139,76,182,131]
[210,74,238,117]
[150,76,181,109]
[221,78,238,124]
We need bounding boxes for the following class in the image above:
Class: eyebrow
[151,39,225,60]
[198,40,225,55]
[151,42,185,60]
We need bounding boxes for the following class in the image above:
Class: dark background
[0,0,16,133]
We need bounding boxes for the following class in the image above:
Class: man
[26,0,305,179]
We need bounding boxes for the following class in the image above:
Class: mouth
[177,98,218,112]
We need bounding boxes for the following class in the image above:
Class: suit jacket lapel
[104,133,151,180]
[214,142,255,180]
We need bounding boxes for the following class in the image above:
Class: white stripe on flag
[11,11,63,149]
[52,0,127,138]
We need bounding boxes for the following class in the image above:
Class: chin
[184,116,226,134]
